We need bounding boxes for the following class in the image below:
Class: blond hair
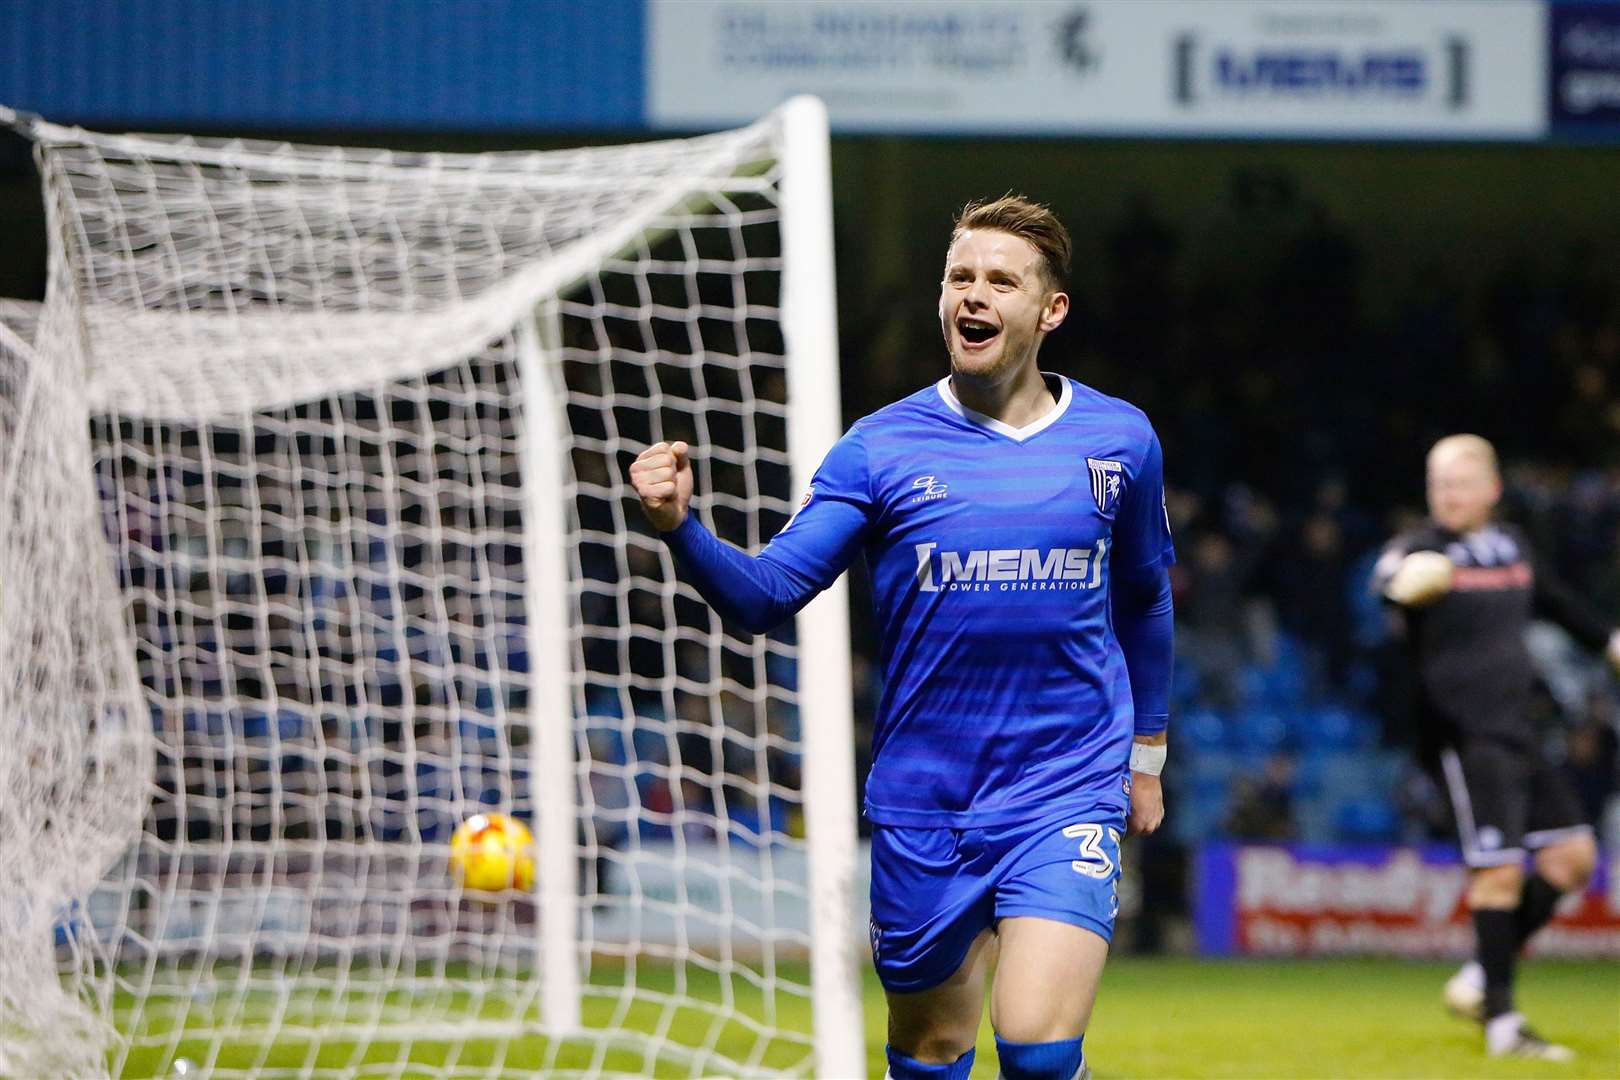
[952,194,1072,290]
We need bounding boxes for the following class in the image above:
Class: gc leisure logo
[910,475,949,503]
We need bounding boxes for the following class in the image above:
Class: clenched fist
[629,440,694,532]
[1127,772,1164,836]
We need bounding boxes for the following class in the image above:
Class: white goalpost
[0,97,863,1079]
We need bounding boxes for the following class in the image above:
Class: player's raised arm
[627,430,874,634]
[1527,547,1620,673]
[1109,428,1176,835]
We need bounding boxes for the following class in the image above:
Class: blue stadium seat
[1292,751,1334,798]
[1179,707,1229,751]
[631,724,671,765]
[1297,704,1382,751]
[241,710,270,739]
[584,725,628,767]
[1170,656,1203,707]
[1334,797,1401,842]
[725,798,789,848]
[1233,709,1290,754]
[1344,659,1380,703]
[582,683,624,720]
[1238,634,1310,709]
[414,760,451,840]
[1171,772,1234,843]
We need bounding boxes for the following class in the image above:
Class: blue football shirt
[664,373,1175,827]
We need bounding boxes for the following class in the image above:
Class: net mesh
[0,109,833,1078]
[2,302,154,1080]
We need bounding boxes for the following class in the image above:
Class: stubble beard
[948,331,1033,385]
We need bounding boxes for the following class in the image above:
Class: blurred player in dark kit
[1375,434,1620,1062]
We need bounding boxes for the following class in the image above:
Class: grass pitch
[116,957,1617,1078]
[1033,957,1617,1079]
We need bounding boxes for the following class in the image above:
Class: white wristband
[1129,742,1167,776]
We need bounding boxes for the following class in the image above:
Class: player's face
[1426,452,1500,533]
[939,229,1068,381]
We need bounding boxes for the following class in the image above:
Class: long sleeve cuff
[1112,562,1174,736]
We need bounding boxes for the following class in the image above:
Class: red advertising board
[1195,843,1620,957]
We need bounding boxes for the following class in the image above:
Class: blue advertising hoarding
[1549,2,1620,133]
[0,0,644,131]
[0,4,1614,157]
[649,1,1547,139]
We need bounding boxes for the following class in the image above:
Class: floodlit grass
[1055,957,1618,1080]
[115,958,815,1078]
[115,957,1618,1078]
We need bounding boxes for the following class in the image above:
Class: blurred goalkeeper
[630,195,1173,1080]
[1374,433,1620,1063]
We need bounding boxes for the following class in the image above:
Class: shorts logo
[910,474,949,503]
[1087,458,1123,513]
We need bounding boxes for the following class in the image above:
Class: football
[448,813,536,894]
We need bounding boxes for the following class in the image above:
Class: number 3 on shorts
[1062,822,1120,879]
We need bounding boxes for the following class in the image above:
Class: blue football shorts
[868,803,1125,994]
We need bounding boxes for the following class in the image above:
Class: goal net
[0,98,861,1079]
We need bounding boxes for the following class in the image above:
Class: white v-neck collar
[936,373,1072,443]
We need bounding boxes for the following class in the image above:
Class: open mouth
[956,316,1000,346]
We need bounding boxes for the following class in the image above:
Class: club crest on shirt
[785,487,813,527]
[1087,457,1124,513]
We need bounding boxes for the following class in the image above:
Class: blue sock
[995,1034,1085,1080]
[885,1044,976,1080]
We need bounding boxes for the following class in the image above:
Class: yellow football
[448,813,536,894]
